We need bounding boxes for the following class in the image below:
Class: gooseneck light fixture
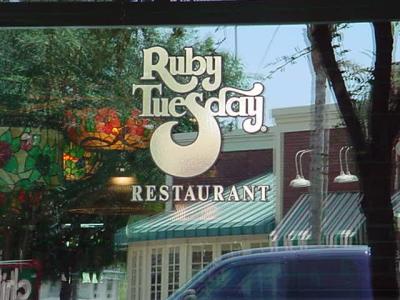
[333,146,347,183]
[289,149,312,188]
[344,146,359,182]
[334,146,358,183]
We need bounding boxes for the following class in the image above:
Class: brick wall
[173,149,273,201]
[282,128,359,215]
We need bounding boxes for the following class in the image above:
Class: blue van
[167,246,372,300]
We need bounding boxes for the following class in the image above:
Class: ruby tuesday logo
[132,46,267,179]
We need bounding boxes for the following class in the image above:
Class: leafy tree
[311,22,400,299]
[0,27,246,290]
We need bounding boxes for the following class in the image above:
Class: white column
[143,246,151,300]
[126,247,133,300]
[179,244,188,287]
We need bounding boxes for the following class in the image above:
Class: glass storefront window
[0,10,398,299]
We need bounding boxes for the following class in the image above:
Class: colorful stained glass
[63,143,102,181]
[0,127,63,193]
[65,108,152,151]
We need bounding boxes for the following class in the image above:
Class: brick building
[115,104,400,300]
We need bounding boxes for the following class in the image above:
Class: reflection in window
[151,248,162,300]
[285,258,368,299]
[191,245,213,276]
[131,249,144,299]
[168,246,180,296]
[221,243,242,255]
[250,242,269,249]
[131,251,138,299]
[138,250,143,299]
[106,280,113,291]
[196,262,284,300]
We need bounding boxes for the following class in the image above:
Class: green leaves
[10,138,21,153]
[0,27,247,277]
[3,156,17,173]
[0,131,12,143]
[0,28,245,125]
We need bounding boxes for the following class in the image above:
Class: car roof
[167,245,370,300]
[217,245,370,262]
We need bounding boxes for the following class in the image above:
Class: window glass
[249,242,269,249]
[191,245,213,276]
[221,243,242,255]
[0,19,397,300]
[285,257,369,299]
[196,262,285,300]
[151,248,163,300]
[168,246,180,296]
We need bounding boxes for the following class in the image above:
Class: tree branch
[311,24,367,153]
[390,63,400,141]
[371,22,393,142]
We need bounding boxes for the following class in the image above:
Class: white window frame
[189,244,214,277]
[166,246,180,297]
[150,247,163,300]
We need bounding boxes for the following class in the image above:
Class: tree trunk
[307,24,328,245]
[310,23,399,299]
[358,146,399,298]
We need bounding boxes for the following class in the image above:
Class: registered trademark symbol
[261,125,268,133]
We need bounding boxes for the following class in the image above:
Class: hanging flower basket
[64,108,152,151]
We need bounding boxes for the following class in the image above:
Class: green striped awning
[271,191,400,246]
[114,172,276,246]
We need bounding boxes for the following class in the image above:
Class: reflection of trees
[311,23,400,299]
[0,26,246,291]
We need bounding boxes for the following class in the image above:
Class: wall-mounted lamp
[289,149,312,188]
[334,146,358,183]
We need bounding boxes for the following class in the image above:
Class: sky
[195,23,400,124]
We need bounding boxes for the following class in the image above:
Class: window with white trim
[167,246,180,296]
[250,241,269,249]
[191,245,213,276]
[150,248,163,300]
[129,250,144,299]
[221,242,242,255]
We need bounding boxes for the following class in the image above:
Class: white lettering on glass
[133,46,267,177]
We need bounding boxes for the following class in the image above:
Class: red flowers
[126,109,149,137]
[64,107,151,150]
[95,108,121,135]
[18,190,26,203]
[0,193,6,206]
